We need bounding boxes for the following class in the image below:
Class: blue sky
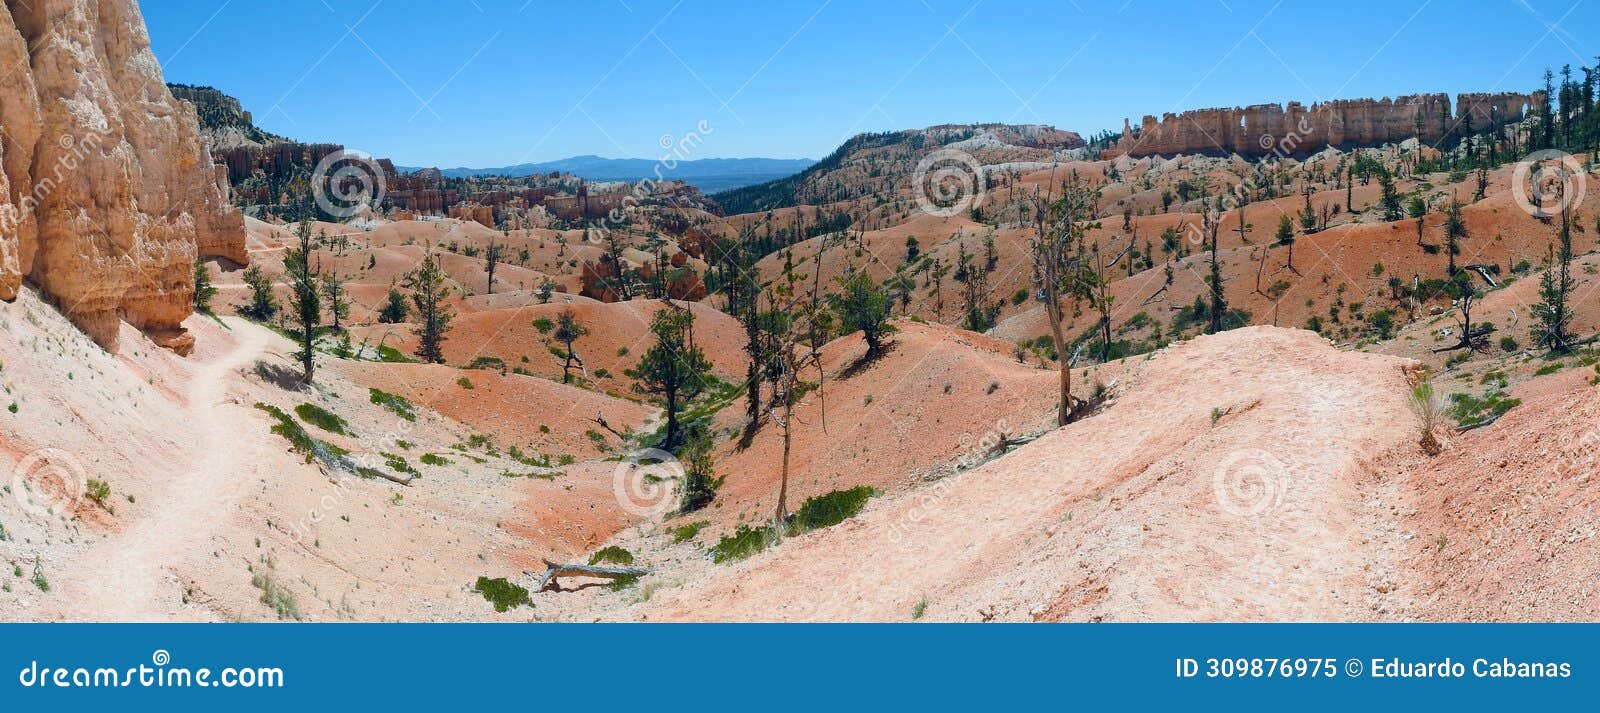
[143,0,1596,168]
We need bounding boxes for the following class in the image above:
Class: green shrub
[374,345,417,363]
[382,453,419,477]
[456,377,474,390]
[588,546,634,566]
[1447,390,1521,425]
[420,453,451,467]
[531,317,554,334]
[712,487,878,563]
[256,403,318,460]
[294,403,351,435]
[670,521,708,544]
[791,486,875,532]
[473,576,530,613]
[368,388,416,421]
[710,524,777,564]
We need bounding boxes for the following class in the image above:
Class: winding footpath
[44,318,271,621]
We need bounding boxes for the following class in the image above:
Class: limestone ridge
[1102,92,1544,158]
[0,0,247,355]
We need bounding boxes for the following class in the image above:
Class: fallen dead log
[531,558,650,592]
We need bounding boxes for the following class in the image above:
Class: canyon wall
[1103,92,1541,158]
[0,0,247,354]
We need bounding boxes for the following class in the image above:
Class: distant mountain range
[396,155,816,193]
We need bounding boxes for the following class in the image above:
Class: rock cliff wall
[1103,92,1541,158]
[0,0,247,354]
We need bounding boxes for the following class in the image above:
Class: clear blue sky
[143,0,1596,168]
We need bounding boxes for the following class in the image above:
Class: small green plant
[294,403,351,436]
[531,317,554,334]
[381,453,419,478]
[368,388,417,421]
[85,479,111,507]
[473,576,530,613]
[1535,362,1564,376]
[456,376,475,390]
[1409,381,1443,456]
[31,558,48,592]
[420,453,451,467]
[912,599,928,620]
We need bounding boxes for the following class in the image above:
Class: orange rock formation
[1103,92,1541,158]
[0,0,247,354]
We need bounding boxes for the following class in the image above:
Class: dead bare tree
[767,233,833,523]
[1030,170,1101,426]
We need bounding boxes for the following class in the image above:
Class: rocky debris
[0,0,246,354]
[1104,92,1542,158]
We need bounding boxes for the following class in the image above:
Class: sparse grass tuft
[251,572,301,620]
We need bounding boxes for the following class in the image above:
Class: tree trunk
[1045,292,1071,426]
[664,388,679,451]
